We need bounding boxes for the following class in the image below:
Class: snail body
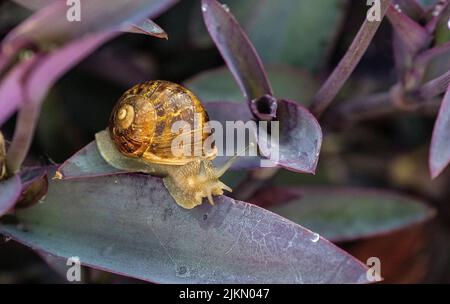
[96,80,235,209]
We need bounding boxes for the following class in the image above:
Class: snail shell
[109,80,216,164]
[96,80,236,209]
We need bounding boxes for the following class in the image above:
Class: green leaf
[185,66,318,105]
[191,0,347,70]
[266,187,435,243]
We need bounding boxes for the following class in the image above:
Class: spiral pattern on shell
[109,80,216,165]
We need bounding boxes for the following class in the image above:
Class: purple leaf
[12,0,53,10]
[4,0,178,54]
[201,0,273,108]
[392,0,426,20]
[260,100,322,174]
[57,141,125,179]
[207,100,322,173]
[0,170,369,283]
[17,166,49,209]
[0,57,37,126]
[252,187,435,243]
[425,0,449,33]
[386,4,431,55]
[0,175,22,217]
[413,41,450,80]
[5,32,117,174]
[430,84,450,178]
[123,19,168,39]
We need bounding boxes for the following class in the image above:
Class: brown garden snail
[96,80,241,209]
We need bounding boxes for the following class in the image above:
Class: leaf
[206,100,322,173]
[259,100,322,174]
[392,0,426,20]
[434,2,450,45]
[57,141,126,179]
[201,0,272,102]
[4,0,178,53]
[430,84,450,178]
[0,57,37,126]
[123,19,168,39]
[16,166,49,209]
[12,0,53,10]
[5,32,117,174]
[386,4,431,55]
[185,66,319,105]
[260,187,435,243]
[0,170,369,283]
[191,0,347,71]
[0,175,22,217]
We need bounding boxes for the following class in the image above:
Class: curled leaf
[259,99,322,174]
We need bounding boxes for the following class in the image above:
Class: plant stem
[6,100,41,174]
[328,87,442,127]
[310,0,390,118]
[0,131,6,180]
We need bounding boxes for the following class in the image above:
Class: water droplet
[394,4,402,13]
[447,18,450,30]
[310,232,320,243]
[201,3,208,12]
[221,4,230,12]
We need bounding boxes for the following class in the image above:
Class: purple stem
[415,70,450,100]
[310,0,390,118]
[5,99,41,174]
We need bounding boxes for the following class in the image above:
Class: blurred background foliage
[0,0,449,283]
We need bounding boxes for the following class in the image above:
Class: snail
[96,80,242,209]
